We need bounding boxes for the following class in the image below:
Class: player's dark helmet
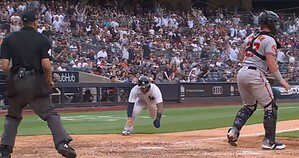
[138,76,150,88]
[258,10,280,35]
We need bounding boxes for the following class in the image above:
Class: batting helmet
[138,76,150,88]
[258,10,280,35]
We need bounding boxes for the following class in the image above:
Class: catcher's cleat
[262,140,285,150]
[56,142,77,158]
[122,129,131,136]
[227,127,239,146]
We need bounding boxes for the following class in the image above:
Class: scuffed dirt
[10,120,299,158]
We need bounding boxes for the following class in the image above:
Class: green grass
[277,131,299,138]
[0,103,299,136]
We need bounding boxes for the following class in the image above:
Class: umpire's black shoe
[0,144,12,158]
[56,142,77,158]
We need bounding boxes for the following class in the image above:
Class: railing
[1,81,299,109]
[51,82,181,108]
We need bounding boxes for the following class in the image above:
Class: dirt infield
[10,120,299,158]
[3,97,299,157]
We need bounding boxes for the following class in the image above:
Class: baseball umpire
[227,11,290,150]
[0,10,76,158]
[122,76,163,135]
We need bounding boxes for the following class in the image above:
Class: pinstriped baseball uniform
[128,83,163,119]
[238,33,277,107]
[123,83,163,132]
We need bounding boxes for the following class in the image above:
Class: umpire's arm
[40,35,54,86]
[42,58,54,86]
[0,38,11,73]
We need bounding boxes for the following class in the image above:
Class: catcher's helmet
[258,10,280,35]
[138,76,150,88]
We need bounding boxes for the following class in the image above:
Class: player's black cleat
[56,141,77,158]
[227,127,239,146]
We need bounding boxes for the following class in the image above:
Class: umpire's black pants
[1,74,72,147]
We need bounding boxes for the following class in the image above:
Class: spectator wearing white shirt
[238,28,247,38]
[10,20,21,32]
[72,59,80,68]
[18,2,26,11]
[199,15,207,25]
[168,15,177,28]
[154,16,162,28]
[52,16,62,33]
[149,26,155,35]
[276,49,286,64]
[97,47,108,59]
[110,19,119,28]
[215,17,221,24]
[189,64,201,81]
[161,15,169,27]
[122,44,129,60]
[10,12,21,23]
[57,63,67,71]
[215,57,224,67]
[187,19,194,28]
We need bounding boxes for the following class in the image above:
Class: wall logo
[212,86,223,95]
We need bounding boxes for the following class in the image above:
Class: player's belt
[248,66,257,70]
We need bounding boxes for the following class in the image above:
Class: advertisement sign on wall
[181,83,240,97]
[53,72,79,83]
[272,85,299,99]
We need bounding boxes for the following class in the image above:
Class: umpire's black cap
[21,10,38,22]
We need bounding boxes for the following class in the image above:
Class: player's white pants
[123,99,157,132]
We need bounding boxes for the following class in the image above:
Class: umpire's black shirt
[0,26,51,73]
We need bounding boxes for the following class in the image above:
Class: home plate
[138,147,165,150]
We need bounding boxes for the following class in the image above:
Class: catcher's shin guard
[232,102,257,130]
[263,101,278,147]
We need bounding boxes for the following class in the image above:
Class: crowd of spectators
[0,0,298,83]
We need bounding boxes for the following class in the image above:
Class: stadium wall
[207,0,252,10]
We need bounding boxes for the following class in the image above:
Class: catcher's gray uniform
[228,10,288,150]
[238,33,277,108]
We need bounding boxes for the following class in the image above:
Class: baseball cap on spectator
[21,10,38,22]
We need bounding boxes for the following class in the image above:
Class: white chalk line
[205,127,299,141]
[138,147,165,150]
[175,127,299,144]
[173,127,299,156]
[203,150,262,156]
[256,106,299,111]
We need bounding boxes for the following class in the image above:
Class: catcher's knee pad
[233,102,257,130]
[264,100,278,121]
[264,100,278,114]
